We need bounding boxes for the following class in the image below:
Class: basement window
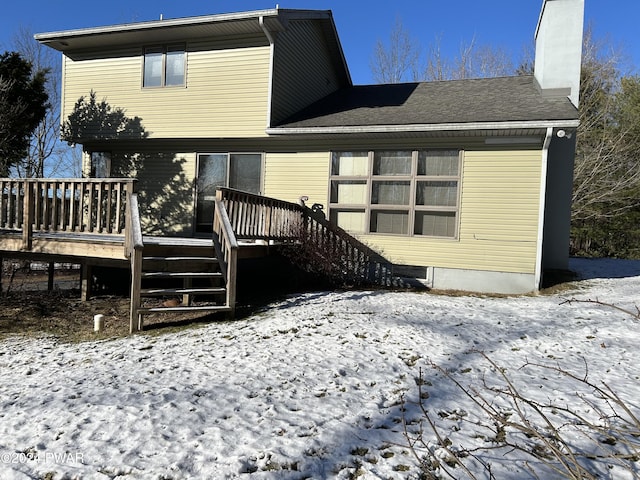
[329,150,461,238]
[143,45,186,88]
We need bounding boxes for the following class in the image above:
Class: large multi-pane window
[329,150,461,238]
[143,45,186,88]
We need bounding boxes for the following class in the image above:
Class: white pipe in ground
[94,314,104,332]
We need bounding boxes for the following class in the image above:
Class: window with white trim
[329,150,461,238]
[143,45,186,88]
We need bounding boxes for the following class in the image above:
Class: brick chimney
[534,0,585,108]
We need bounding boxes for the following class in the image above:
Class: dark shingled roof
[274,75,578,129]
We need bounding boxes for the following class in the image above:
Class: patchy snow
[0,257,639,479]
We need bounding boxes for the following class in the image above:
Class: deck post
[81,262,92,301]
[47,262,54,291]
[182,277,192,306]
[129,247,143,333]
[21,180,33,251]
[125,190,144,333]
[226,246,237,318]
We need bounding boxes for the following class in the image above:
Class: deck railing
[213,191,239,316]
[217,188,397,287]
[218,187,302,241]
[0,178,136,249]
[125,191,144,333]
[298,207,396,286]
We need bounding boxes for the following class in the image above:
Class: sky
[0,1,638,84]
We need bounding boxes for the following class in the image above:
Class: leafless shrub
[404,353,640,479]
[561,297,640,321]
[2,259,31,295]
[278,208,402,289]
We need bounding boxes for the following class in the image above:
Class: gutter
[35,9,281,42]
[534,127,554,290]
[266,119,579,135]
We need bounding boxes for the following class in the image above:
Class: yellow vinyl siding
[351,149,543,274]
[263,152,330,207]
[263,148,542,275]
[62,44,271,139]
[271,20,343,125]
[109,148,197,236]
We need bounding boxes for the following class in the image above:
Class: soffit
[35,9,331,55]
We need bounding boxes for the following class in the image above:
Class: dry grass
[0,262,582,343]
[0,267,229,343]
[0,289,130,341]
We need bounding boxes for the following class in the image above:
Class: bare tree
[370,17,421,84]
[421,35,449,82]
[572,27,640,222]
[467,43,514,79]
[12,26,79,178]
[422,36,515,81]
[371,19,518,84]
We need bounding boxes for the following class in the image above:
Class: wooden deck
[0,231,126,261]
[0,231,265,261]
[0,179,398,334]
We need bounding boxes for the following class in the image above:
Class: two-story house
[27,1,584,329]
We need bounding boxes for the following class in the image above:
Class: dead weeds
[0,289,131,341]
[0,268,228,343]
[0,262,582,343]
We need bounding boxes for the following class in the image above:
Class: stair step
[137,305,232,314]
[141,287,226,296]
[142,245,214,257]
[143,256,218,262]
[141,271,224,279]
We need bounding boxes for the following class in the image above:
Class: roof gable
[35,8,350,87]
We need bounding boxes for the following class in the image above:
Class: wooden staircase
[137,242,231,316]
[126,193,235,332]
[125,188,400,333]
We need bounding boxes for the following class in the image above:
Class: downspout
[259,16,275,129]
[534,127,554,290]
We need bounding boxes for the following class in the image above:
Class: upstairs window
[143,45,185,88]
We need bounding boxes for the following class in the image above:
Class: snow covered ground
[0,257,639,479]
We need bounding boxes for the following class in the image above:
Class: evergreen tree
[0,51,49,175]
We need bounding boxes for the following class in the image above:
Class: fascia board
[266,119,580,135]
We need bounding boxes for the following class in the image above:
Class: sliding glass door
[195,153,262,233]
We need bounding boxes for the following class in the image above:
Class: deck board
[143,236,213,247]
[0,230,267,262]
